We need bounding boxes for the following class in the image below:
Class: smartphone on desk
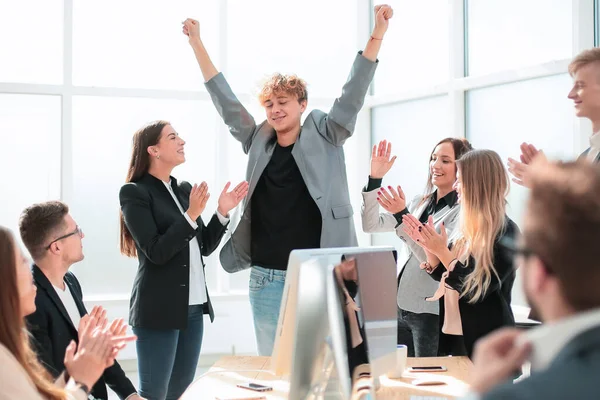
[236,382,273,392]
[408,366,447,372]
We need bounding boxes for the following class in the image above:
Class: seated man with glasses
[19,201,144,400]
[464,158,600,399]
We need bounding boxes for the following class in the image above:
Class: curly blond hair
[258,73,308,105]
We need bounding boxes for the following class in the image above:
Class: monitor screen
[270,246,397,400]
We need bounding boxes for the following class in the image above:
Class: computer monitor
[270,246,397,400]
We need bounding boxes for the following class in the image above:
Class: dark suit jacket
[483,324,600,399]
[26,266,136,400]
[430,217,518,358]
[119,173,228,330]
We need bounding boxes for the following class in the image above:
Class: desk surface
[181,355,472,400]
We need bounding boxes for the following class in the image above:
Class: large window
[0,0,367,302]
[0,1,64,84]
[466,74,575,225]
[0,94,61,242]
[72,0,220,90]
[466,0,573,76]
[373,0,450,94]
[225,0,359,98]
[369,1,593,307]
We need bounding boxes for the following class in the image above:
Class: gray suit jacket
[482,324,600,399]
[205,52,378,273]
[361,189,460,315]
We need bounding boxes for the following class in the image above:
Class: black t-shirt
[251,143,322,270]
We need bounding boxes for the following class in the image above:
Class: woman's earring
[156,154,160,159]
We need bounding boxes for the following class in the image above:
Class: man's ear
[48,241,60,255]
[527,256,551,294]
[299,99,308,113]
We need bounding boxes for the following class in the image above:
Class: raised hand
[217,181,249,216]
[370,140,397,179]
[373,4,393,38]
[377,185,406,213]
[187,182,210,220]
[182,18,200,42]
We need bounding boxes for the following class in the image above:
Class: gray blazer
[361,189,460,315]
[482,324,600,399]
[205,52,378,273]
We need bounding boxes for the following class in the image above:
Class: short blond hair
[568,47,600,76]
[258,73,308,105]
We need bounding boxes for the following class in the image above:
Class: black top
[430,217,519,358]
[119,173,228,329]
[26,266,136,400]
[251,143,322,270]
[365,176,458,224]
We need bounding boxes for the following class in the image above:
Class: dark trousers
[397,308,439,357]
[133,305,205,400]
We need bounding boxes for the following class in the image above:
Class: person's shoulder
[503,216,520,236]
[119,180,150,200]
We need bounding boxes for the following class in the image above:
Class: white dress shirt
[52,282,82,329]
[162,180,229,305]
[587,131,600,162]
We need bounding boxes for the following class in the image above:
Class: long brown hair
[452,150,509,303]
[420,137,473,205]
[119,120,170,257]
[0,227,66,400]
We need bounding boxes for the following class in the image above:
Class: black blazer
[119,173,228,330]
[431,217,519,357]
[26,266,136,400]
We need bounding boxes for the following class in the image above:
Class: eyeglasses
[499,236,554,274]
[46,226,83,250]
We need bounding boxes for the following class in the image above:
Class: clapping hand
[377,185,406,213]
[187,182,210,220]
[402,215,448,257]
[217,181,249,216]
[65,316,137,391]
[507,142,544,187]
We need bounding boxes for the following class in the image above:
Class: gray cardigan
[205,52,378,273]
[361,189,460,315]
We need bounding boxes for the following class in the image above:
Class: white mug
[387,344,408,379]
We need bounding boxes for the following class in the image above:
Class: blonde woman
[402,149,518,357]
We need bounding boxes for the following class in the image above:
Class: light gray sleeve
[204,73,260,154]
[360,188,398,233]
[315,52,378,146]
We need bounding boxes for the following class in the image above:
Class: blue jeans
[133,305,205,400]
[397,308,439,357]
[248,266,287,356]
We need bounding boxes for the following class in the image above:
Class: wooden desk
[181,356,472,400]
